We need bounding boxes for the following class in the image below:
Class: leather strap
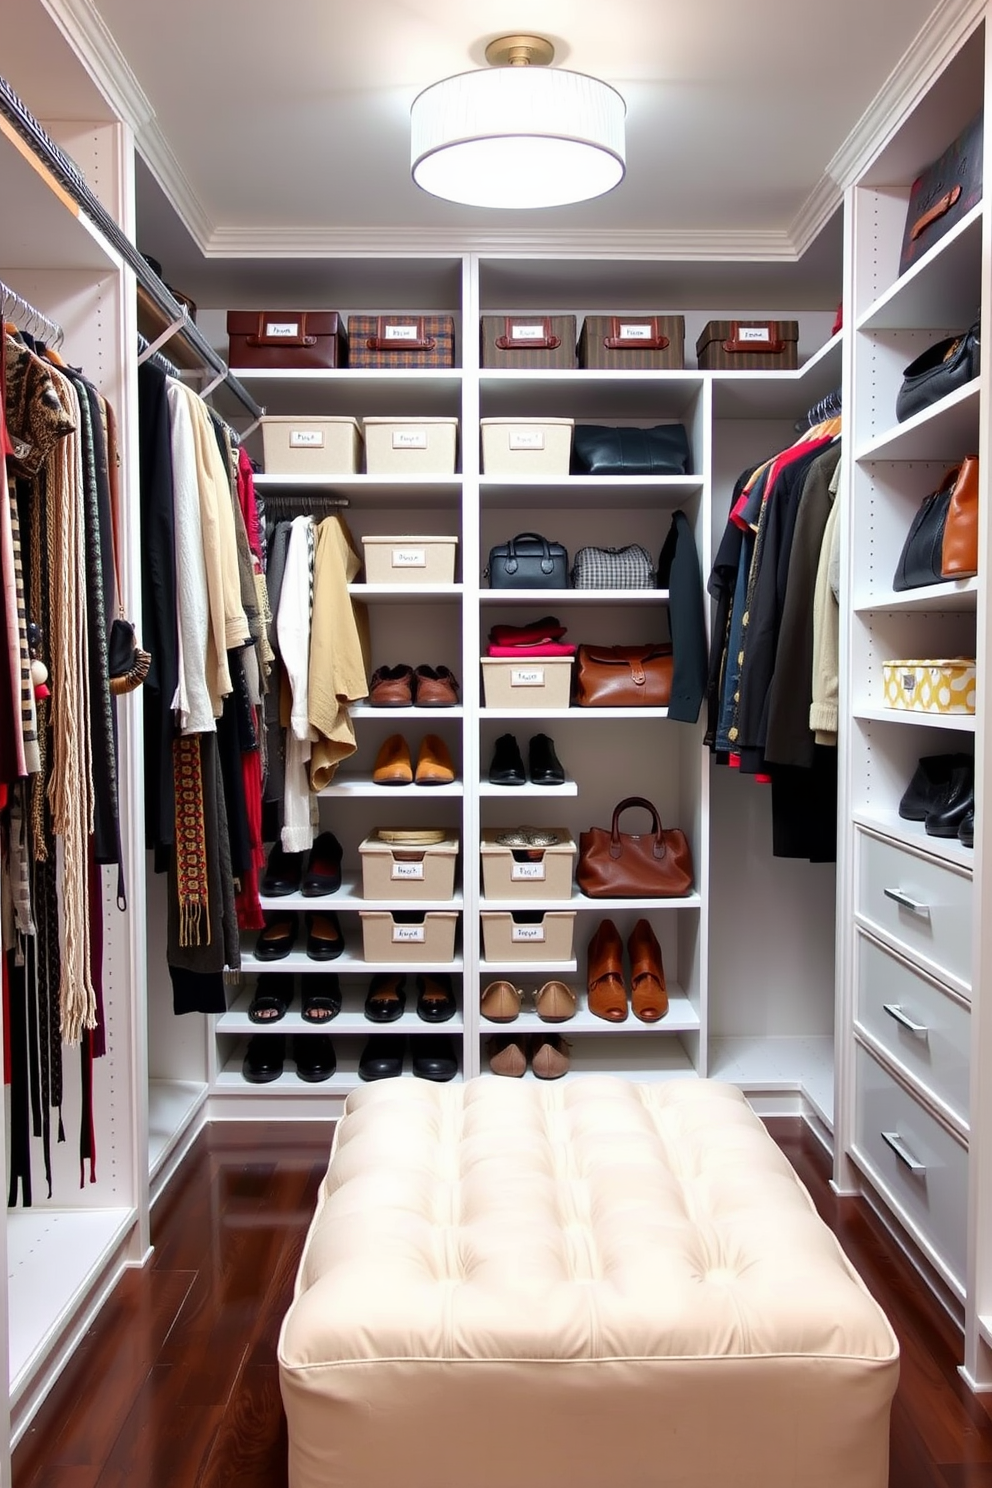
[503,532,555,575]
[603,316,669,351]
[911,185,962,241]
[610,797,665,860]
[722,320,785,354]
[246,312,316,348]
[496,315,561,351]
[366,315,436,352]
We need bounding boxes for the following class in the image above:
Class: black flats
[242,1032,336,1083]
[899,752,974,843]
[358,1034,458,1081]
[488,732,565,786]
[260,833,343,897]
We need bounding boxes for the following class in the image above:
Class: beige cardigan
[308,516,369,790]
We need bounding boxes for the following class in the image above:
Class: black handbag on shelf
[571,424,691,476]
[485,531,569,589]
[895,322,980,423]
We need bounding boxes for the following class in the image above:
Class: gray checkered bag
[570,543,656,589]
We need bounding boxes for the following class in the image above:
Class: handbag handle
[365,315,436,352]
[246,312,316,348]
[609,797,666,860]
[495,315,561,351]
[910,185,962,241]
[721,320,785,354]
[604,316,670,351]
[504,532,556,576]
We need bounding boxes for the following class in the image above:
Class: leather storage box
[361,535,458,585]
[359,833,459,902]
[348,315,456,368]
[260,416,362,476]
[882,658,976,714]
[359,910,458,963]
[695,319,799,370]
[481,910,575,963]
[578,315,685,370]
[481,315,577,368]
[899,111,983,275]
[363,417,458,476]
[481,657,572,709]
[480,830,576,902]
[480,418,574,475]
[226,311,347,369]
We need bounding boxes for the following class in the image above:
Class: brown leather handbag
[577,797,694,899]
[941,455,979,578]
[573,644,673,707]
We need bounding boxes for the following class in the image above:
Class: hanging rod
[0,75,264,423]
[136,332,182,379]
[262,494,351,508]
[0,276,64,349]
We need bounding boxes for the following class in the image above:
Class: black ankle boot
[958,810,975,848]
[528,733,565,785]
[899,753,968,820]
[924,758,974,838]
[488,733,525,785]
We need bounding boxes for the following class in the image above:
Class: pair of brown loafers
[368,664,459,708]
[587,918,668,1023]
[372,733,455,786]
[480,980,576,1023]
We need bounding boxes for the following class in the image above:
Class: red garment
[236,445,263,561]
[234,724,265,932]
[487,642,576,658]
[730,435,834,531]
[489,618,566,646]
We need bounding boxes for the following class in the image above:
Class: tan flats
[487,1034,571,1079]
[371,733,456,786]
[480,980,576,1023]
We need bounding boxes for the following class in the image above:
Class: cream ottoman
[279,1079,898,1488]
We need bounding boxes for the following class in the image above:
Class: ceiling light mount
[484,35,555,68]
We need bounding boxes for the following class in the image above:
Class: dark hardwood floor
[11,1116,992,1487]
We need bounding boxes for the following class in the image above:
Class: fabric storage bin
[348,315,456,368]
[481,657,572,709]
[362,535,458,585]
[695,319,799,370]
[363,417,458,476]
[360,910,458,963]
[882,658,976,714]
[260,416,362,476]
[481,315,577,369]
[481,910,576,962]
[578,315,685,370]
[480,418,574,476]
[360,832,459,901]
[480,830,576,902]
[226,311,347,369]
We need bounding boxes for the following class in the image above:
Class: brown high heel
[628,918,668,1022]
[586,919,628,1022]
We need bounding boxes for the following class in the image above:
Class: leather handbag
[896,322,980,422]
[485,532,569,589]
[571,424,691,476]
[577,796,694,899]
[571,544,655,589]
[892,458,979,590]
[573,644,673,706]
[899,111,983,274]
[226,311,347,369]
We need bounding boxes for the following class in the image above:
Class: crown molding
[204,223,799,261]
[789,174,845,260]
[134,127,215,249]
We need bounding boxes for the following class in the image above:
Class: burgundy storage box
[347,314,456,369]
[226,311,348,370]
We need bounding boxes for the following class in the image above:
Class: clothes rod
[1,276,64,349]
[262,494,351,508]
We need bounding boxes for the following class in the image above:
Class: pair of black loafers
[898,752,974,845]
[489,733,565,786]
[261,832,343,897]
[242,1033,336,1083]
[359,1034,458,1082]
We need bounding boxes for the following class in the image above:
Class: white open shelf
[856,203,983,332]
[854,706,976,733]
[243,948,464,975]
[256,474,461,488]
[481,707,670,720]
[479,957,578,975]
[855,577,978,614]
[148,1079,209,1180]
[851,808,974,872]
[349,583,462,603]
[709,331,844,418]
[479,777,579,797]
[317,774,464,797]
[480,986,699,1034]
[480,1035,698,1082]
[220,984,464,1035]
[855,379,980,462]
[234,367,463,382]
[480,589,670,606]
[351,704,465,719]
[214,1047,462,1095]
[0,118,122,272]
[480,890,702,911]
[258,875,463,913]
[708,1035,835,1127]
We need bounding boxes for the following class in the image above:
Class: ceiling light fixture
[410,35,626,210]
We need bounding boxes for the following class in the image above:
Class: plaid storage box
[696,320,799,370]
[578,315,685,370]
[571,544,655,588]
[348,315,456,369]
[481,315,577,369]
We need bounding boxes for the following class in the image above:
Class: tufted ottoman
[279,1078,898,1488]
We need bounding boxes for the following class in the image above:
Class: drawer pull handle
[881,1130,927,1176]
[882,1003,929,1037]
[883,887,930,916]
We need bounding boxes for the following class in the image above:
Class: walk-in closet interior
[1,0,992,1477]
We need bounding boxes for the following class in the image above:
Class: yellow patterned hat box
[882,658,976,714]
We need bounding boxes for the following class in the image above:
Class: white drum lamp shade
[411,63,626,209]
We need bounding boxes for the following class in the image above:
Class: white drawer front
[853,1043,968,1290]
[856,830,972,991]
[856,931,970,1129]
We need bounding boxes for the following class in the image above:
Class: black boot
[924,758,974,838]
[528,733,565,785]
[898,753,967,820]
[958,810,975,848]
[488,733,525,785]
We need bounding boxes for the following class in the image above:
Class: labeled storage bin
[227,310,347,369]
[695,319,799,370]
[481,657,572,709]
[362,535,458,585]
[480,418,574,476]
[481,910,576,962]
[360,831,459,901]
[363,417,458,476]
[481,315,577,368]
[882,658,977,714]
[261,416,362,476]
[480,830,576,902]
[348,314,456,368]
[359,910,458,963]
[578,315,685,370]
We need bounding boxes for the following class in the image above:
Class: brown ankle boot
[628,918,668,1022]
[587,919,627,1022]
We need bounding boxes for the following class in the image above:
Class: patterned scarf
[173,733,211,947]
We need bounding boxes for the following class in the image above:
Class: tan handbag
[577,797,694,899]
[941,455,979,578]
[573,644,673,707]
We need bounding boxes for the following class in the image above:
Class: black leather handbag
[896,322,980,423]
[571,424,691,475]
[485,532,569,589]
[892,470,960,591]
